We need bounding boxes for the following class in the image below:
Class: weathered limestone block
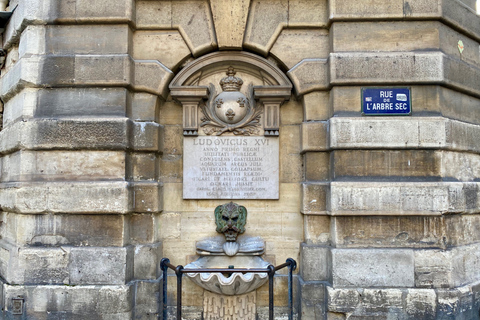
[329,0,406,19]
[299,280,326,320]
[442,0,480,42]
[331,249,415,287]
[304,152,330,181]
[130,121,163,152]
[1,150,126,182]
[279,125,303,182]
[20,25,130,57]
[332,21,480,68]
[69,247,133,285]
[12,246,70,285]
[132,30,191,70]
[300,244,331,281]
[135,0,217,57]
[301,121,329,152]
[3,0,55,49]
[332,21,441,53]
[333,216,445,249]
[302,182,329,215]
[330,52,444,85]
[332,150,441,180]
[243,0,288,55]
[405,289,437,319]
[134,280,162,319]
[2,213,127,247]
[0,181,131,214]
[304,215,331,245]
[130,92,158,122]
[3,283,133,318]
[437,285,479,319]
[0,56,41,101]
[0,55,173,102]
[129,214,159,245]
[8,118,129,151]
[329,117,447,150]
[327,287,438,319]
[330,181,479,216]
[36,88,128,118]
[447,119,480,153]
[415,244,480,289]
[288,59,329,96]
[133,60,174,98]
[331,215,480,249]
[128,153,157,181]
[327,287,361,313]
[209,0,250,50]
[133,242,162,280]
[131,182,163,213]
[303,91,331,121]
[53,0,135,23]
[3,88,128,127]
[244,0,328,55]
[331,52,480,97]
[270,29,329,70]
[288,0,328,27]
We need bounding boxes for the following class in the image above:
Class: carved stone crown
[219,67,243,92]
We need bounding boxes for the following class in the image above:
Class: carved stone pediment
[169,52,292,137]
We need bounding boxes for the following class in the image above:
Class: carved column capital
[254,86,291,136]
[170,86,209,136]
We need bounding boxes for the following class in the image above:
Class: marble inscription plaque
[183,136,279,199]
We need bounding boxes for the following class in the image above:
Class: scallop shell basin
[184,256,270,295]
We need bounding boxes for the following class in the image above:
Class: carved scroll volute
[254,86,291,136]
[170,87,209,136]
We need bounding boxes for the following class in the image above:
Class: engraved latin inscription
[183,136,279,199]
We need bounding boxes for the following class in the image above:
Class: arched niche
[169,51,292,136]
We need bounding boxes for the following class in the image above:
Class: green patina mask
[214,202,247,242]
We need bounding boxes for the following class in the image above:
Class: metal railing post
[286,258,297,320]
[175,265,184,320]
[160,258,170,320]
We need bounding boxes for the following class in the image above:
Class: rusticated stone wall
[0,0,478,319]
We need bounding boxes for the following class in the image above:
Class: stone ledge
[332,214,480,249]
[329,0,480,42]
[0,118,165,155]
[19,25,131,58]
[3,283,134,318]
[330,52,480,98]
[329,117,480,153]
[302,181,480,216]
[327,286,436,318]
[0,181,164,214]
[330,181,479,216]
[326,281,480,319]
[0,55,173,102]
[0,181,132,214]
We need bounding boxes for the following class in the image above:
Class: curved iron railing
[160,257,297,320]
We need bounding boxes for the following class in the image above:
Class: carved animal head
[214,202,247,242]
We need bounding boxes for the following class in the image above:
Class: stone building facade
[0,0,479,319]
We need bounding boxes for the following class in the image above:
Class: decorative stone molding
[169,51,292,137]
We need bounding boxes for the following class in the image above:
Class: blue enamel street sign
[362,87,411,115]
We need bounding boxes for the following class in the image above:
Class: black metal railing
[160,257,297,320]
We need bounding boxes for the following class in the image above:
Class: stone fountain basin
[184,256,270,295]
